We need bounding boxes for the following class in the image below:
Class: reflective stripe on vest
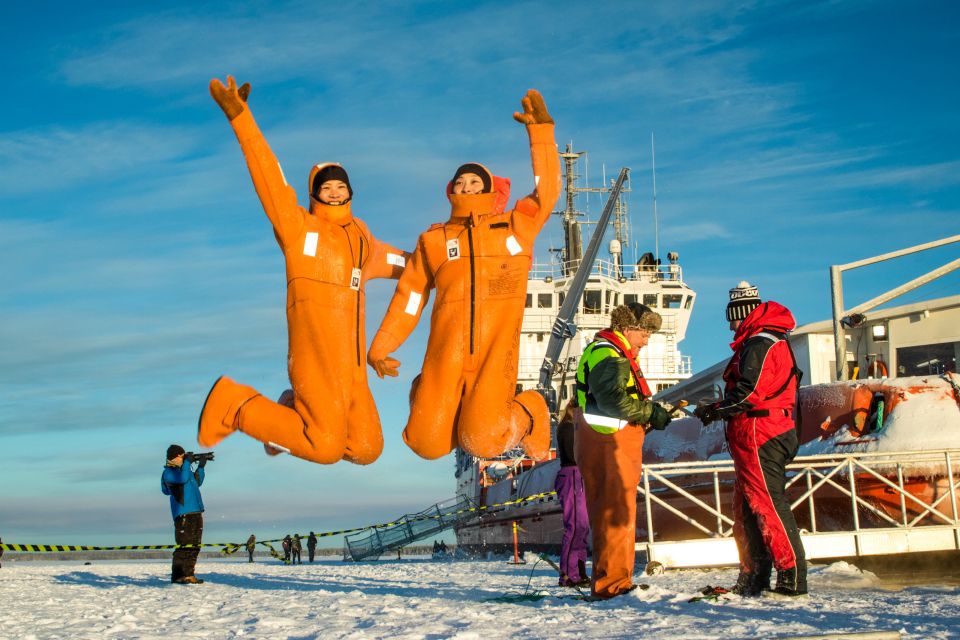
[581,412,629,433]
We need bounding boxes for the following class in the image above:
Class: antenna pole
[651,132,659,264]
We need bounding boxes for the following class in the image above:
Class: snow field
[0,556,957,639]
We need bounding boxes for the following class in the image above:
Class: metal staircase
[344,495,475,561]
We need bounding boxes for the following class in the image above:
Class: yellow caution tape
[0,490,559,554]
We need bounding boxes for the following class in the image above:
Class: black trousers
[172,512,203,581]
[308,546,316,562]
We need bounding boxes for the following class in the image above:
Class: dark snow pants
[554,465,590,584]
[172,512,203,582]
[729,421,804,575]
[308,546,316,562]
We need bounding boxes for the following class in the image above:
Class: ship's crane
[536,167,630,415]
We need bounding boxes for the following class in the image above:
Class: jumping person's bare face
[318,180,349,205]
[453,173,485,195]
[729,319,743,332]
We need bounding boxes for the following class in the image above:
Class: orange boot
[516,390,551,460]
[198,376,260,448]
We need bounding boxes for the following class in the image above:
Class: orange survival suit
[367,90,561,461]
[198,76,406,465]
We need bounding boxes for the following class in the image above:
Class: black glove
[198,456,207,468]
[647,404,672,431]
[694,404,720,425]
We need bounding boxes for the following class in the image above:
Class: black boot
[730,571,763,597]
[764,566,808,598]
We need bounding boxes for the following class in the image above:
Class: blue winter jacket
[161,463,205,520]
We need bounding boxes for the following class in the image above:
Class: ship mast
[557,144,625,276]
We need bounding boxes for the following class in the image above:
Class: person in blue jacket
[161,444,206,584]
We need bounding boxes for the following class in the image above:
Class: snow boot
[515,390,550,460]
[175,576,204,584]
[763,566,808,599]
[732,558,772,596]
[197,376,260,448]
[730,571,763,597]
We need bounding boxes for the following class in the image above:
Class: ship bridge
[518,256,695,401]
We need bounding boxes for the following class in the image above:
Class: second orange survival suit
[198,76,406,465]
[367,90,561,461]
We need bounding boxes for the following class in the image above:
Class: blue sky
[2,0,958,548]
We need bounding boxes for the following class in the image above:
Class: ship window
[663,294,683,309]
[643,294,658,308]
[657,383,672,393]
[896,342,958,376]
[516,384,524,394]
[684,295,693,310]
[525,293,532,308]
[538,293,553,308]
[584,290,602,314]
[558,292,565,307]
[624,294,638,305]
[537,333,545,342]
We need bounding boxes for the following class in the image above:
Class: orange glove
[512,89,553,125]
[209,75,251,121]
[368,355,401,379]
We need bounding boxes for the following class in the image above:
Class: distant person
[307,532,318,563]
[0,536,4,568]
[439,541,448,555]
[246,534,256,563]
[282,535,292,563]
[694,282,806,599]
[292,534,302,564]
[575,304,671,599]
[160,444,208,584]
[554,400,590,588]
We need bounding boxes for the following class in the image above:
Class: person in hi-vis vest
[367,90,561,461]
[198,76,407,465]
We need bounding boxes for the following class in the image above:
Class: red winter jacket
[716,302,800,439]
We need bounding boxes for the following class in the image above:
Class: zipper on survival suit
[466,217,476,355]
[340,223,364,367]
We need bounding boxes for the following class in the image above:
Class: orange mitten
[512,89,553,125]
[210,75,251,121]
[370,356,401,379]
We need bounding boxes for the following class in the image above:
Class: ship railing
[521,313,682,333]
[637,448,960,569]
[516,355,692,377]
[528,259,683,284]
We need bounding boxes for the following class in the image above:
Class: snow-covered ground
[2,554,958,639]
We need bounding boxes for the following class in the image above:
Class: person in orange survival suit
[198,76,407,465]
[366,90,561,461]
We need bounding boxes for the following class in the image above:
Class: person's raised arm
[367,236,434,378]
[511,90,561,236]
[210,75,303,246]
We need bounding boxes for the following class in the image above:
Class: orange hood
[308,162,353,223]
[445,162,511,222]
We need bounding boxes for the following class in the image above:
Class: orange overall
[198,99,405,465]
[368,122,560,460]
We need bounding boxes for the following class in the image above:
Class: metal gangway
[637,448,960,569]
[344,495,474,561]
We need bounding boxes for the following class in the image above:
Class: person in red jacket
[695,282,806,598]
[198,76,407,465]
